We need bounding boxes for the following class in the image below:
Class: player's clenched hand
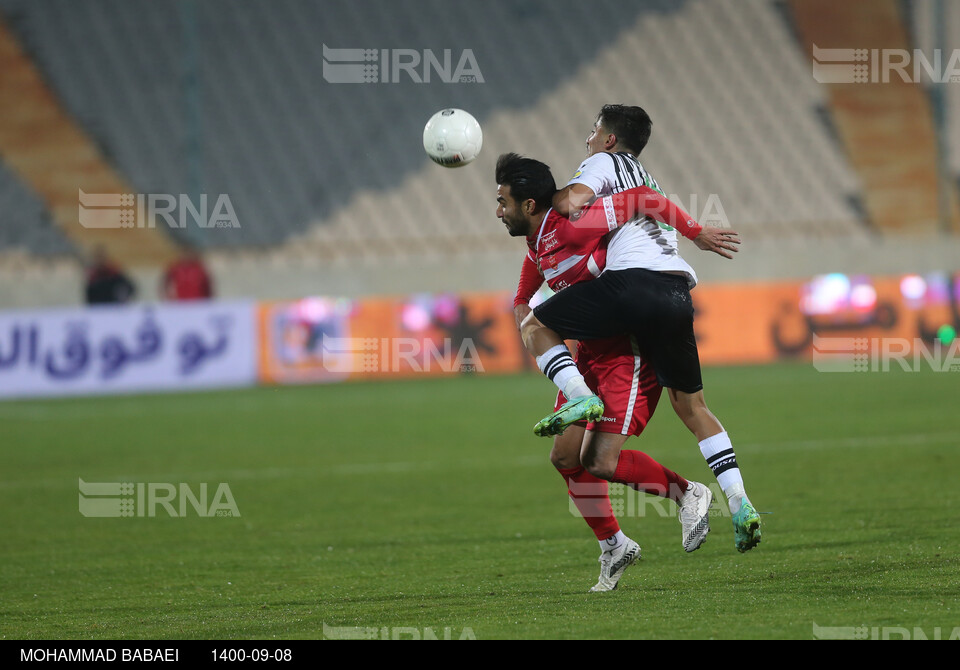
[693,227,740,259]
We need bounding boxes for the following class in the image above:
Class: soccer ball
[422,108,482,168]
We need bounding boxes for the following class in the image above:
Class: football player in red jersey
[498,153,713,590]
[497,143,760,556]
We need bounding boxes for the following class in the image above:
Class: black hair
[597,104,652,155]
[495,152,556,210]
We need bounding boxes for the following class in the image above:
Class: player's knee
[581,453,615,481]
[550,428,585,470]
[585,461,615,481]
[519,311,551,351]
[549,446,571,470]
[519,312,539,338]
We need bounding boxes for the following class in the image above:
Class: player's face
[586,119,612,156]
[496,185,530,237]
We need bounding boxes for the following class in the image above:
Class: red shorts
[554,336,662,437]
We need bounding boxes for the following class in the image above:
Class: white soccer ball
[423,108,482,168]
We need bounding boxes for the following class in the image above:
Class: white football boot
[589,538,641,592]
[677,481,712,553]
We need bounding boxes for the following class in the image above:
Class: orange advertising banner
[257,272,960,383]
[694,274,959,366]
[257,292,533,384]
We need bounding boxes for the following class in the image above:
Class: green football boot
[533,395,605,437]
[732,500,762,553]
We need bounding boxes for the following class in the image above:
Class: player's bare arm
[552,183,597,218]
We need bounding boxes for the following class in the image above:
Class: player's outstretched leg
[668,389,761,552]
[699,430,761,553]
[534,395,604,437]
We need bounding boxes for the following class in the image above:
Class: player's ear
[605,133,618,150]
[523,198,535,215]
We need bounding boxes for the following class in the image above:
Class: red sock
[557,466,620,541]
[612,450,689,503]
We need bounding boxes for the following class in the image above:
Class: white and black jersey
[567,152,697,287]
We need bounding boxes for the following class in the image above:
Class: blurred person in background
[84,246,136,305]
[162,247,213,301]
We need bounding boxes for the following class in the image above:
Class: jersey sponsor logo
[599,416,617,422]
[572,170,583,179]
[541,230,559,251]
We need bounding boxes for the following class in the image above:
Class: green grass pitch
[1,362,958,640]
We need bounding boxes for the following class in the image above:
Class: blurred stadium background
[2,0,959,641]
[1,0,959,383]
[0,0,959,302]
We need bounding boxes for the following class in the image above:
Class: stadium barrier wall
[1,272,956,399]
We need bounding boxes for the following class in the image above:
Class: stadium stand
[0,0,672,253]
[789,0,960,233]
[0,1,864,250]
[0,0,958,306]
[0,10,181,265]
[0,157,74,257]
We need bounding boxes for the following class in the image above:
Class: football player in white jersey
[516,105,760,553]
